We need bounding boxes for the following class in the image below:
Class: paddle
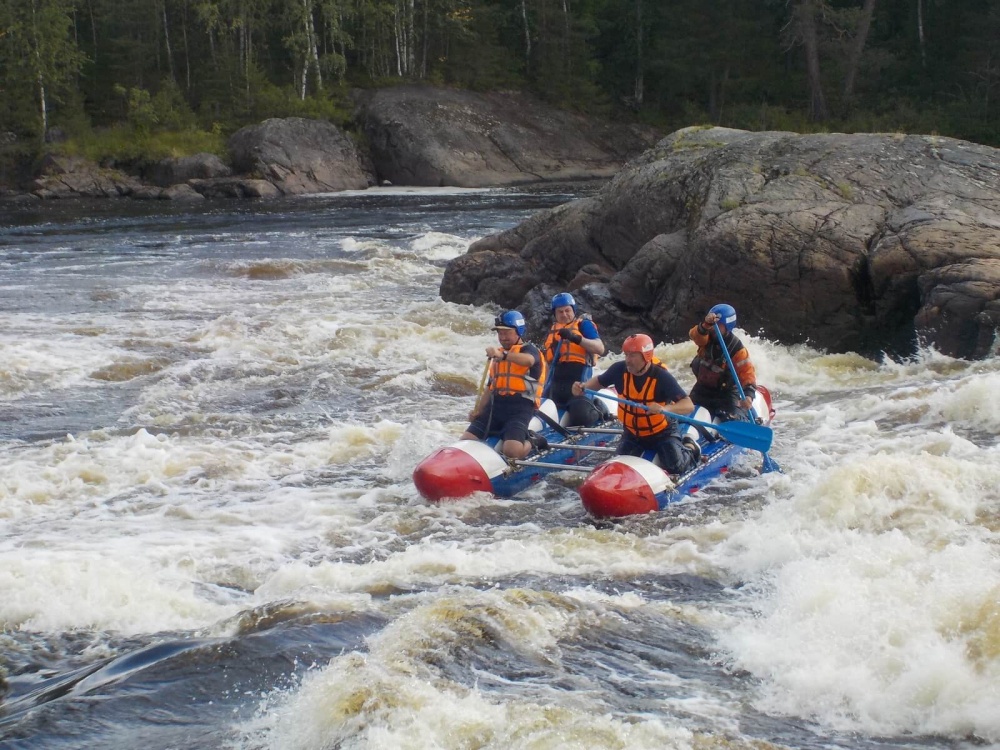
[585,389,773,453]
[477,358,491,396]
[713,323,781,473]
[541,338,562,400]
[533,407,572,438]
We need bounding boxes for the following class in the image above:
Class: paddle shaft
[477,358,490,395]
[712,322,780,471]
[712,322,753,414]
[584,388,772,453]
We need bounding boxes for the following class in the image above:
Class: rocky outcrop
[28,154,145,199]
[354,85,660,187]
[4,86,658,201]
[147,153,231,187]
[441,127,1000,360]
[228,117,375,194]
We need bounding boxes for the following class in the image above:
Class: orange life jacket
[543,318,595,367]
[619,362,670,437]
[490,342,547,407]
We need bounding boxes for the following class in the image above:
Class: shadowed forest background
[1,0,999,167]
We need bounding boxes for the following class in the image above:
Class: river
[0,186,997,750]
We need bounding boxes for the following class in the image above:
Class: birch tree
[0,0,85,137]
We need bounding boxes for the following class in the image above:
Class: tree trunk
[29,0,48,136]
[917,0,926,68]
[181,1,190,91]
[634,0,643,108]
[842,0,877,103]
[306,0,322,94]
[521,0,531,71]
[798,0,827,121]
[562,0,570,78]
[161,0,176,82]
[421,0,428,78]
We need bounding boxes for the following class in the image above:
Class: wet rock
[442,127,1000,360]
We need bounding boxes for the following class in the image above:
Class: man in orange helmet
[572,334,700,475]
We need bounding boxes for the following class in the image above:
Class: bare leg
[502,439,532,458]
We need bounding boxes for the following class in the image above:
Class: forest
[1,0,999,164]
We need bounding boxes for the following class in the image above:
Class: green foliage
[152,80,199,132]
[54,126,226,163]
[4,0,999,153]
[241,80,353,127]
[0,0,86,138]
[115,85,158,134]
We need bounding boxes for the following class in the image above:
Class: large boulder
[148,153,231,187]
[228,117,374,194]
[354,85,660,187]
[28,154,143,198]
[441,127,1000,360]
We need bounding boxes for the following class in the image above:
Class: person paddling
[542,292,606,426]
[572,334,700,475]
[689,304,758,422]
[462,310,548,459]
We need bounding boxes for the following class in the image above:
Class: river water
[0,186,997,750]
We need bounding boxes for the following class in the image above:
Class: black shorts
[465,395,535,443]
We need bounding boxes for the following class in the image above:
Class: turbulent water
[0,186,997,750]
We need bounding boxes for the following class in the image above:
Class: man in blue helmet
[462,310,548,459]
[689,304,758,422]
[542,292,606,426]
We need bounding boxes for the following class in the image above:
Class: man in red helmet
[572,334,700,475]
[463,310,547,459]
[689,303,758,422]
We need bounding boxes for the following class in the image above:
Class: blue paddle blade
[760,452,782,473]
[711,419,773,453]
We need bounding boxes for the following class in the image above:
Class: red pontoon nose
[413,445,494,502]
[579,457,666,517]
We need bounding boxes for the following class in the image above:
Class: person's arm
[468,357,494,420]
[557,321,606,357]
[577,320,606,357]
[571,361,620,397]
[644,371,694,415]
[571,373,602,397]
[486,343,536,368]
[468,387,491,420]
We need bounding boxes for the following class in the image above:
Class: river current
[0,186,997,750]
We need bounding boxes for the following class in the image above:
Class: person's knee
[502,439,530,458]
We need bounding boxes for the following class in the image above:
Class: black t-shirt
[597,361,687,404]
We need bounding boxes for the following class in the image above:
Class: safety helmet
[493,310,526,337]
[622,333,655,363]
[709,303,737,329]
[551,292,577,313]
